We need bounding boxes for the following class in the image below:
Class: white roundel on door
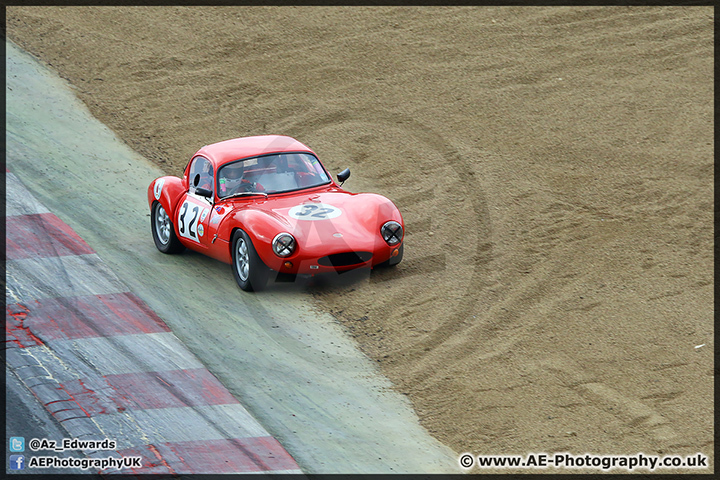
[288,203,342,220]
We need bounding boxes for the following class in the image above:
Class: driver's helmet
[219,162,244,196]
[224,162,244,180]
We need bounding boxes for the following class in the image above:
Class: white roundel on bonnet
[289,203,342,220]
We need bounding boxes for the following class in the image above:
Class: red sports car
[147,135,404,291]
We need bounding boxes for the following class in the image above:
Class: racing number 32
[296,205,334,218]
[289,203,342,221]
[178,200,207,240]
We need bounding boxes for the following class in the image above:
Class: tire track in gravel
[279,106,501,373]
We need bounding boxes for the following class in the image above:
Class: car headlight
[272,233,296,257]
[381,221,403,246]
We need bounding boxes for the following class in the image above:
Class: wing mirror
[337,168,351,186]
[195,187,213,198]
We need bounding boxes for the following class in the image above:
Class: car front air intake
[318,251,373,267]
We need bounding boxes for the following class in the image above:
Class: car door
[175,156,214,250]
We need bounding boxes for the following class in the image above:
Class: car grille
[318,251,373,267]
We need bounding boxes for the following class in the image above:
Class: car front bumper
[262,243,402,275]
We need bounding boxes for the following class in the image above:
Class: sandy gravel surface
[7,6,713,472]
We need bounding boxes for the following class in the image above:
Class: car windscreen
[217,153,331,198]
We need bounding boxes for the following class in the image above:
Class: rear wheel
[232,229,269,292]
[151,202,185,254]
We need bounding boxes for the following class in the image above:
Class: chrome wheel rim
[155,205,171,245]
[235,238,250,282]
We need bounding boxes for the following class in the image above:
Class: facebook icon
[10,455,25,470]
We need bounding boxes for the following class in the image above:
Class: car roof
[195,135,315,167]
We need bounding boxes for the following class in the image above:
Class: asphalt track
[6,167,302,475]
[5,40,458,474]
[6,366,88,475]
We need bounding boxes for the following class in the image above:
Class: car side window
[188,156,213,195]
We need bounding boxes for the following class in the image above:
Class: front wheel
[231,229,269,292]
[151,202,185,254]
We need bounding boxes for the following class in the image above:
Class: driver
[220,161,265,196]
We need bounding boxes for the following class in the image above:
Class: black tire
[231,229,269,292]
[151,201,185,254]
[376,243,404,269]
